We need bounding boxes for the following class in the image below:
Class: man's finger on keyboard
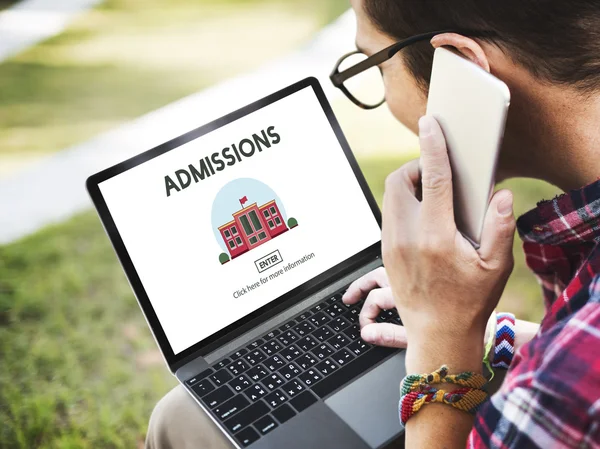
[342,267,389,304]
[359,287,395,328]
[361,323,407,348]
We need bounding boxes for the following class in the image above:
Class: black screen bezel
[86,77,382,371]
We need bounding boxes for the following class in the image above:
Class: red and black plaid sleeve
[468,179,600,448]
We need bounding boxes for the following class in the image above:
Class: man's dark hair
[363,0,600,92]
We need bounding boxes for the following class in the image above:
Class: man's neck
[539,87,600,191]
[496,60,600,191]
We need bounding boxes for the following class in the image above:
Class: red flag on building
[239,196,248,208]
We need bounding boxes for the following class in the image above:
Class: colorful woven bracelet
[491,313,516,369]
[399,385,488,426]
[400,365,487,396]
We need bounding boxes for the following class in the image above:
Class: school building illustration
[218,199,289,259]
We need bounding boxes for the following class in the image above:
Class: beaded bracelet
[401,365,487,395]
[399,385,488,426]
[492,313,516,369]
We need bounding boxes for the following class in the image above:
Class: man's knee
[146,385,232,449]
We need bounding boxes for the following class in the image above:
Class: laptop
[86,77,406,449]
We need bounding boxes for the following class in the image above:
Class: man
[146,0,600,447]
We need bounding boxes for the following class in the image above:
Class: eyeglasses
[330,29,487,110]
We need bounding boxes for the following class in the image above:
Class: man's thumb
[479,189,516,266]
[361,323,407,348]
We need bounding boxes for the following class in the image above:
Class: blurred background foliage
[0,0,348,171]
[0,0,559,447]
[0,1,17,10]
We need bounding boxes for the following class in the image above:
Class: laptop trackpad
[325,351,406,448]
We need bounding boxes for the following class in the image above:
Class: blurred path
[0,10,416,244]
[0,0,103,62]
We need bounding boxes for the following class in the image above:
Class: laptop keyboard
[184,289,401,447]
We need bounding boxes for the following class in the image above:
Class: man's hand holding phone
[382,115,516,376]
[344,116,516,376]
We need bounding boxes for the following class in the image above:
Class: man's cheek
[386,94,411,129]
[382,84,419,133]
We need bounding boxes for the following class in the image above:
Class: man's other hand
[342,267,407,348]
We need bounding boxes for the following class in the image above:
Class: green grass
[0,212,175,448]
[0,0,348,158]
[0,155,560,448]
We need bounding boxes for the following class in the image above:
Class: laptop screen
[98,85,381,355]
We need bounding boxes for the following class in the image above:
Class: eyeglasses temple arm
[331,29,496,86]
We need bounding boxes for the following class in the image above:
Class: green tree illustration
[288,217,298,228]
[219,253,230,265]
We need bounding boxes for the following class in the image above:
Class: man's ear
[430,33,490,72]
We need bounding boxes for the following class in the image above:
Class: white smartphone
[426,47,511,248]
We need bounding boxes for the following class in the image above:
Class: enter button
[255,250,283,273]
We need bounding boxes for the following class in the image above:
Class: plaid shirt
[469,180,600,448]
